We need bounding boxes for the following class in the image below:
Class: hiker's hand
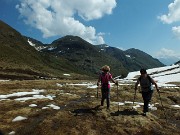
[97,82,100,86]
[157,88,160,92]
[115,81,118,86]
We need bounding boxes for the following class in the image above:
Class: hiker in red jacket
[135,69,160,116]
[97,65,118,110]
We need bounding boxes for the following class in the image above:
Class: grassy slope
[0,20,90,80]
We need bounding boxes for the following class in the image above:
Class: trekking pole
[132,89,137,109]
[158,91,168,123]
[97,86,99,99]
[117,84,119,99]
[115,81,119,111]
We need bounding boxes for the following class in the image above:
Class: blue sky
[0,0,180,64]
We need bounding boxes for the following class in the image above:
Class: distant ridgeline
[0,20,164,80]
[175,60,180,65]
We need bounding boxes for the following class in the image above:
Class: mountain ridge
[0,20,164,79]
[41,35,128,77]
[0,20,89,80]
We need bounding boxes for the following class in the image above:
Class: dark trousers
[101,87,110,109]
[142,90,153,113]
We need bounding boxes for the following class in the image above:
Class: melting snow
[42,104,60,110]
[0,80,10,82]
[171,105,180,108]
[113,101,159,111]
[0,89,45,99]
[87,85,97,88]
[0,89,55,102]
[27,39,35,47]
[8,131,15,135]
[120,64,180,88]
[63,82,118,89]
[48,47,57,51]
[42,107,49,109]
[56,83,63,87]
[67,83,90,86]
[126,55,131,58]
[29,104,38,107]
[12,116,27,122]
[132,105,141,110]
[118,102,125,106]
[47,104,60,110]
[63,74,71,76]
[14,95,54,101]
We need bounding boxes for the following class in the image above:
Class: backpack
[100,72,111,87]
[138,75,153,91]
[138,75,152,82]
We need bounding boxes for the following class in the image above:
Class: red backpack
[100,72,111,87]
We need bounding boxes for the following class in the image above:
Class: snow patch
[14,95,54,101]
[56,83,63,87]
[47,104,60,110]
[8,131,15,135]
[12,116,27,122]
[132,105,141,109]
[171,105,180,108]
[42,104,60,110]
[0,89,45,99]
[29,104,37,107]
[27,39,35,47]
[48,47,57,51]
[0,80,10,82]
[63,74,71,76]
[119,64,180,88]
[126,55,131,58]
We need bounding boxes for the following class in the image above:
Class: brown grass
[0,80,179,135]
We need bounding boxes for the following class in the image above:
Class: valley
[0,69,179,135]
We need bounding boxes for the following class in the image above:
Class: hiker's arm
[111,78,118,85]
[135,80,139,91]
[97,75,101,86]
[151,79,160,92]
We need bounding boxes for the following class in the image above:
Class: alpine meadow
[0,0,180,135]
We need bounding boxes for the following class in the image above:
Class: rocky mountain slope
[39,36,164,77]
[97,44,164,71]
[175,60,180,65]
[42,35,127,77]
[0,20,85,80]
[0,20,164,79]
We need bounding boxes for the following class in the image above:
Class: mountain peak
[52,35,91,45]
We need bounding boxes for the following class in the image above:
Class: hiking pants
[101,87,110,109]
[142,90,153,113]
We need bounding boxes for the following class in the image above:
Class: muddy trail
[0,80,179,135]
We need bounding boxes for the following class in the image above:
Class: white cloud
[158,0,180,39]
[16,0,117,44]
[155,48,180,58]
[158,0,180,24]
[172,26,180,38]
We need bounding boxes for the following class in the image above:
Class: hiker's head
[102,65,110,72]
[140,69,147,75]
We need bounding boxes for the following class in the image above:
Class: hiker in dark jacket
[135,69,159,116]
[97,65,118,110]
